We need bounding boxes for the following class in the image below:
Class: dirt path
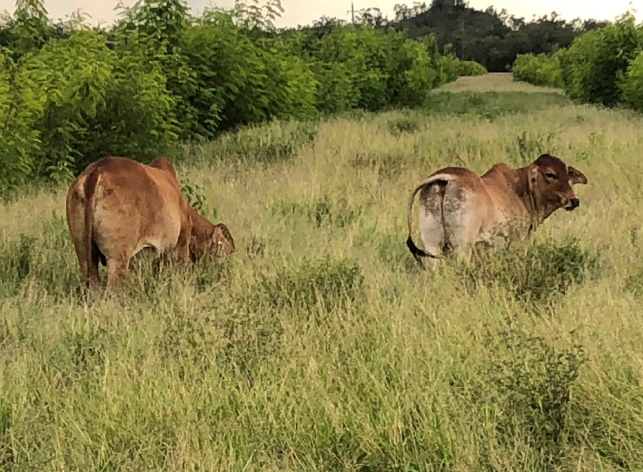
[435,72,563,94]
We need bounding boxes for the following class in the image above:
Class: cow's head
[189,222,236,262]
[528,154,588,218]
[211,223,236,258]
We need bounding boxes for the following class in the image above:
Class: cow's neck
[515,165,542,231]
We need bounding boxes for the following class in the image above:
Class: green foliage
[252,256,365,313]
[23,31,178,178]
[621,51,643,112]
[562,17,642,106]
[512,51,565,88]
[180,181,207,214]
[0,0,482,189]
[0,49,41,189]
[203,120,317,164]
[486,329,585,463]
[457,60,487,76]
[512,15,643,115]
[424,91,570,118]
[458,237,602,307]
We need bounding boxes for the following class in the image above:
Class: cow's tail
[406,177,444,263]
[83,166,101,284]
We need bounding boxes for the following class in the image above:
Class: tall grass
[0,74,642,470]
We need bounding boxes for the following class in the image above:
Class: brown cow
[406,154,588,268]
[65,156,234,290]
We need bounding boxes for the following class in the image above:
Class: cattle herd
[65,153,587,291]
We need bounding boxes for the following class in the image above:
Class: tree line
[512,13,643,113]
[0,0,485,190]
[301,0,609,72]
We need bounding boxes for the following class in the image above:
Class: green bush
[621,51,643,112]
[252,256,365,313]
[458,60,487,76]
[0,49,41,189]
[458,237,602,307]
[21,30,178,179]
[562,17,642,106]
[486,329,585,464]
[0,0,482,188]
[203,120,317,165]
[512,52,564,88]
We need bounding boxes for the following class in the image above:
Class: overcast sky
[1,0,640,27]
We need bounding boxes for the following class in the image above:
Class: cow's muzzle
[565,198,580,211]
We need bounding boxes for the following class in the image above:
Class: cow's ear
[568,166,588,185]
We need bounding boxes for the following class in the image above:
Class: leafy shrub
[458,237,602,307]
[625,264,643,297]
[350,150,407,180]
[205,120,317,164]
[387,116,420,135]
[562,17,642,106]
[20,30,178,179]
[0,49,41,189]
[273,193,366,229]
[252,256,365,313]
[458,60,487,76]
[512,51,564,88]
[0,0,482,188]
[486,329,585,463]
[621,51,643,112]
[180,181,208,215]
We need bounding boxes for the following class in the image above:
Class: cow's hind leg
[106,255,132,291]
[417,183,446,270]
[86,243,101,290]
[442,184,481,265]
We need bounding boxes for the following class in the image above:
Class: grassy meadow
[1,73,643,470]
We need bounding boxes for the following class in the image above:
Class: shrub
[562,17,642,106]
[273,193,366,228]
[203,120,317,165]
[512,52,564,88]
[621,51,643,112]
[0,49,41,190]
[486,329,585,463]
[180,181,208,215]
[21,30,178,179]
[387,115,420,136]
[252,256,365,313]
[458,237,602,307]
[458,60,487,76]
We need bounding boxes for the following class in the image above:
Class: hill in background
[302,0,609,72]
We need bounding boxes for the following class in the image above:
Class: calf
[406,154,588,268]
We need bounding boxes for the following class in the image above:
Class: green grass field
[1,73,642,471]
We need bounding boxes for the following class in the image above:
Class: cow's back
[88,157,187,259]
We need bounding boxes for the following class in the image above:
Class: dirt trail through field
[435,72,563,94]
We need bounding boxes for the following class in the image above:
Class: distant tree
[356,8,388,27]
[10,0,51,55]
